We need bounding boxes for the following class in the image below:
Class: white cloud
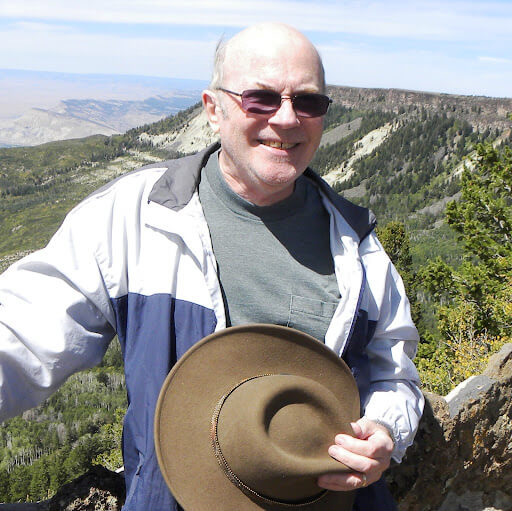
[1,0,511,42]
[478,56,512,64]
[0,21,216,79]
[9,21,73,33]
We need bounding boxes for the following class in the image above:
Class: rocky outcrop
[45,466,124,511]
[2,345,510,511]
[327,85,512,131]
[388,343,512,511]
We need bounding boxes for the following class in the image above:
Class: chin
[260,164,303,185]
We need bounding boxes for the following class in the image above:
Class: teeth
[262,140,296,149]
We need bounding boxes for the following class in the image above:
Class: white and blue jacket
[0,144,423,510]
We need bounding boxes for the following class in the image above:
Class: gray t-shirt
[198,153,340,342]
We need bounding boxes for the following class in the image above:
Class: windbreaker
[0,143,423,510]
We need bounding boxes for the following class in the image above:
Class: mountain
[0,94,201,147]
[1,86,511,262]
[134,87,512,237]
[0,69,207,147]
[328,85,512,130]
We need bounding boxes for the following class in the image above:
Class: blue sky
[1,0,511,98]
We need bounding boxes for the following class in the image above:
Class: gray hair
[210,36,228,90]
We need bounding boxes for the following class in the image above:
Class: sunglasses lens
[293,94,331,117]
[239,90,331,117]
[241,90,281,114]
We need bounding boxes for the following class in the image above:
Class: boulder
[388,343,512,511]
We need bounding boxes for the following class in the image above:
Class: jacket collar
[148,142,220,211]
[148,142,376,242]
[303,168,376,242]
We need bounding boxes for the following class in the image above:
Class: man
[0,23,423,510]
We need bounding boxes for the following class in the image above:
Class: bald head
[210,23,325,93]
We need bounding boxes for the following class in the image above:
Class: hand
[317,417,394,491]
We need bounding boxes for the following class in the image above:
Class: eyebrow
[252,81,275,91]
[252,81,321,94]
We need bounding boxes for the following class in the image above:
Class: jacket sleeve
[0,197,117,423]
[360,233,424,463]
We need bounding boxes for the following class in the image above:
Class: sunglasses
[217,88,332,118]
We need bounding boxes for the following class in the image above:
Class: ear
[202,89,222,133]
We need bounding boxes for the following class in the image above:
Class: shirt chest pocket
[287,295,339,343]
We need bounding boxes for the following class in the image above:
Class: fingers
[350,419,364,439]
[317,418,394,492]
[317,440,383,491]
[332,429,393,464]
[328,439,383,478]
[317,471,368,491]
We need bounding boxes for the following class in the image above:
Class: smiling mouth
[260,140,298,150]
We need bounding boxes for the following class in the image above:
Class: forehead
[223,34,323,93]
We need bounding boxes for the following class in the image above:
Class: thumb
[350,419,366,439]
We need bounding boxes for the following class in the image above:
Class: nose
[268,97,300,128]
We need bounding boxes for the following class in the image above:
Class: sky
[1,0,512,98]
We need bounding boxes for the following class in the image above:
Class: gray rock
[445,374,495,418]
[388,343,512,511]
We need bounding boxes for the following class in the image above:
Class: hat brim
[154,324,360,510]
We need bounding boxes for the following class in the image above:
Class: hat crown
[214,374,352,504]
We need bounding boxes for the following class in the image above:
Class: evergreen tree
[28,457,51,501]
[7,465,31,502]
[49,446,71,495]
[377,221,424,337]
[0,468,9,502]
[418,144,512,393]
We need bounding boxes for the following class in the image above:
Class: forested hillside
[0,86,511,503]
[0,341,125,502]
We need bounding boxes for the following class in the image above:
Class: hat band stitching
[210,374,329,508]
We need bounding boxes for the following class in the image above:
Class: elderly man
[0,23,423,510]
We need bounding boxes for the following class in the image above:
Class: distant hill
[0,93,201,147]
[0,68,208,115]
[0,68,206,147]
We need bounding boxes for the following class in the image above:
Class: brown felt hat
[154,324,360,510]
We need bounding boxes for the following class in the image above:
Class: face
[203,31,325,206]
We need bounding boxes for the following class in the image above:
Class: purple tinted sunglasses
[217,88,332,118]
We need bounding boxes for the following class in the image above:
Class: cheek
[300,125,322,154]
[223,118,262,147]
[309,119,324,142]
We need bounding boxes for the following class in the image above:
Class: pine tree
[28,457,51,501]
[417,143,512,393]
[377,221,423,329]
